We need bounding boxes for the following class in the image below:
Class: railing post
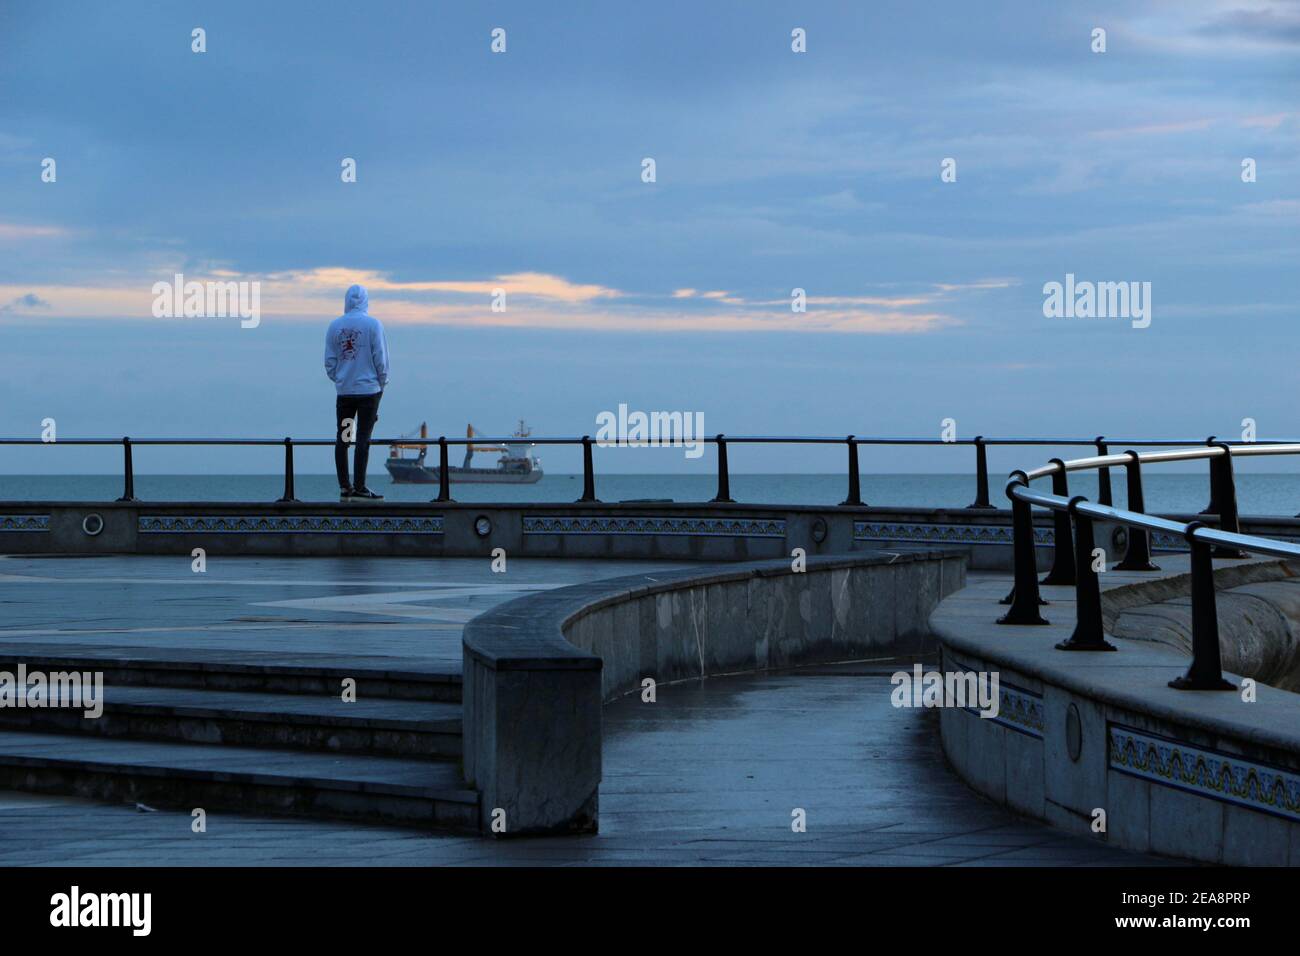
[577,436,599,503]
[1115,451,1159,571]
[1168,523,1235,691]
[1094,436,1112,506]
[435,436,452,503]
[1199,435,1218,515]
[840,436,863,507]
[711,434,734,503]
[1055,497,1116,651]
[116,437,135,502]
[967,436,993,509]
[277,437,298,502]
[1039,460,1076,586]
[998,472,1049,625]
[1208,441,1247,558]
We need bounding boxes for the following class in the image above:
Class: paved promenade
[0,555,1164,866]
[0,553,680,668]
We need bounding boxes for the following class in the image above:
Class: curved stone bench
[462,549,965,835]
[1107,565,1300,692]
[931,554,1300,865]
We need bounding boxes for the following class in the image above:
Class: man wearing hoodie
[325,284,389,500]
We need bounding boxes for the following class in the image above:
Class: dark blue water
[2,473,1299,516]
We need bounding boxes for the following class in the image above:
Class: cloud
[1239,199,1300,217]
[1196,5,1300,45]
[0,266,966,334]
[1088,119,1216,141]
[807,189,880,212]
[1240,111,1299,130]
[0,293,51,313]
[403,303,956,335]
[932,279,1020,293]
[265,267,622,303]
[747,279,1015,310]
[0,223,66,241]
[1118,0,1300,54]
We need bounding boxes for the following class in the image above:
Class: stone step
[0,643,461,701]
[0,685,463,758]
[0,731,479,831]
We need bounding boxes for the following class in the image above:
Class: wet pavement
[0,554,1168,866]
[0,554,684,668]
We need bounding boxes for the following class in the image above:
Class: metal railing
[8,431,1300,690]
[2,433,1296,508]
[999,441,1300,691]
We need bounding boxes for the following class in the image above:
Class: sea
[3,473,1300,517]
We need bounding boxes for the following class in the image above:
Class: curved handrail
[1009,445,1300,560]
[1001,441,1300,691]
[1014,484,1300,560]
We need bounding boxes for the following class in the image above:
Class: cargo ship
[386,421,543,484]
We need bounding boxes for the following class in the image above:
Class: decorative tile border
[980,680,1046,739]
[945,651,1044,738]
[0,514,50,532]
[1109,723,1300,823]
[1149,530,1188,553]
[855,520,1049,548]
[522,515,785,538]
[854,519,1300,554]
[1145,529,1300,554]
[138,515,443,535]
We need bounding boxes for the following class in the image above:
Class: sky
[0,0,1297,475]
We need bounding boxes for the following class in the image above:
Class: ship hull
[385,459,543,484]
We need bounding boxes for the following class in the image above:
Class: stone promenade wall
[462,549,965,835]
[932,556,1300,865]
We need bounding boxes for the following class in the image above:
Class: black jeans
[335,391,382,489]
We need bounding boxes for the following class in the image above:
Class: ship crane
[389,422,430,457]
[465,423,508,456]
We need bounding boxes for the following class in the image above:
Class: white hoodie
[324,284,389,396]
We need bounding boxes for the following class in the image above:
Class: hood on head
[344,284,369,314]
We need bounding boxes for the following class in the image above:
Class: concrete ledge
[932,554,1300,865]
[0,500,1008,564]
[6,498,1300,568]
[462,548,966,835]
